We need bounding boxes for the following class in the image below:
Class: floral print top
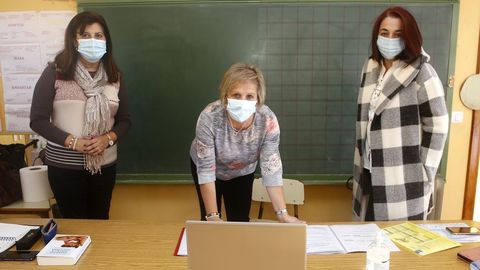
[190,100,283,186]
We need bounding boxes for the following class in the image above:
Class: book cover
[458,246,480,263]
[37,234,91,265]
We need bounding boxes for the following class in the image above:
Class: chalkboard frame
[78,0,458,184]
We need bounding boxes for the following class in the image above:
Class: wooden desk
[0,218,477,269]
[0,200,50,218]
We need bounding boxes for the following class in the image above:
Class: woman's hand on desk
[206,216,224,222]
[277,214,306,224]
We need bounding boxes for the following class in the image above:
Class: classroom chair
[252,178,305,219]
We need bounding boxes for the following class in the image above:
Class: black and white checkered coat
[353,53,449,221]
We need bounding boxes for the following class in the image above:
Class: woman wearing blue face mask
[30,11,132,219]
[190,63,304,223]
[352,6,449,221]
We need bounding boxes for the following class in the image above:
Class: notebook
[0,223,40,253]
[186,220,307,270]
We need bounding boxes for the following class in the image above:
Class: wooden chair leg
[258,202,264,219]
[294,205,299,218]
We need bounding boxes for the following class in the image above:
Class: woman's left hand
[84,135,109,156]
[277,214,306,224]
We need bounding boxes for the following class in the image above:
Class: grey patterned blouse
[190,100,283,186]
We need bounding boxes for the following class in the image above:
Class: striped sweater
[30,64,132,170]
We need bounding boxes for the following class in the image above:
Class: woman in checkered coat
[352,7,449,221]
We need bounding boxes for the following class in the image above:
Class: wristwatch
[106,133,115,148]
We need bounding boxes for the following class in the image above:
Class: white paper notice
[38,11,75,43]
[0,44,43,74]
[5,104,32,132]
[2,74,39,104]
[0,11,39,44]
[307,225,346,254]
[330,224,399,253]
[41,43,63,66]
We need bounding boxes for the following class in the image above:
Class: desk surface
[0,218,476,269]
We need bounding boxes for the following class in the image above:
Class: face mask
[226,98,257,123]
[376,36,405,60]
[77,38,107,63]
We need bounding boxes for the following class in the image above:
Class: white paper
[0,223,39,253]
[5,104,32,132]
[38,11,75,43]
[41,43,63,66]
[420,223,480,243]
[0,44,43,74]
[0,11,39,44]
[307,225,345,254]
[176,230,188,256]
[330,224,400,253]
[2,74,39,104]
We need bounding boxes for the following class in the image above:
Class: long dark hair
[55,11,119,83]
[370,6,423,64]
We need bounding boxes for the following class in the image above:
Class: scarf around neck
[74,62,111,174]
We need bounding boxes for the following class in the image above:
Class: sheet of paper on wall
[41,43,63,66]
[38,11,75,43]
[4,104,32,133]
[0,11,39,44]
[420,223,480,243]
[384,222,461,256]
[0,44,42,74]
[2,74,40,104]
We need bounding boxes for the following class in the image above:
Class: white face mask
[226,98,257,123]
[77,38,107,63]
[376,35,405,60]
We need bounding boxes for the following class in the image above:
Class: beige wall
[1,0,478,222]
[441,0,480,219]
[109,184,353,222]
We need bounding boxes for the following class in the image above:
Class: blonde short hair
[219,63,266,107]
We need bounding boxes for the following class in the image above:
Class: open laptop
[186,220,307,270]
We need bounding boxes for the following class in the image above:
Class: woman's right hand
[74,138,93,154]
[206,216,224,222]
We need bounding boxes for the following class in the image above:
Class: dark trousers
[362,168,375,221]
[190,159,254,222]
[47,164,116,219]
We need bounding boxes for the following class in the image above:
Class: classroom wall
[1,0,478,222]
[109,184,353,222]
[441,0,480,220]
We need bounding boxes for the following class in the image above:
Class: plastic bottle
[366,231,390,270]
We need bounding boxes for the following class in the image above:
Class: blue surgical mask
[376,36,405,60]
[77,38,107,63]
[227,98,257,123]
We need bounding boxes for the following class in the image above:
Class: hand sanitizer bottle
[366,231,390,270]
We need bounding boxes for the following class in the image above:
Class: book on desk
[37,234,91,265]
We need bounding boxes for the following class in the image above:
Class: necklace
[227,113,254,136]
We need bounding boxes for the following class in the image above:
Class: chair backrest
[252,178,304,205]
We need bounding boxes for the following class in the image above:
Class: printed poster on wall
[0,10,75,133]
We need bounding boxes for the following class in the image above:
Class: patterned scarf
[74,62,111,174]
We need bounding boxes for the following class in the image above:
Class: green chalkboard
[78,1,455,184]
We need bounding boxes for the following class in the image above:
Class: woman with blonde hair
[190,63,303,223]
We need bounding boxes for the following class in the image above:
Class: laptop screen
[186,220,307,270]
